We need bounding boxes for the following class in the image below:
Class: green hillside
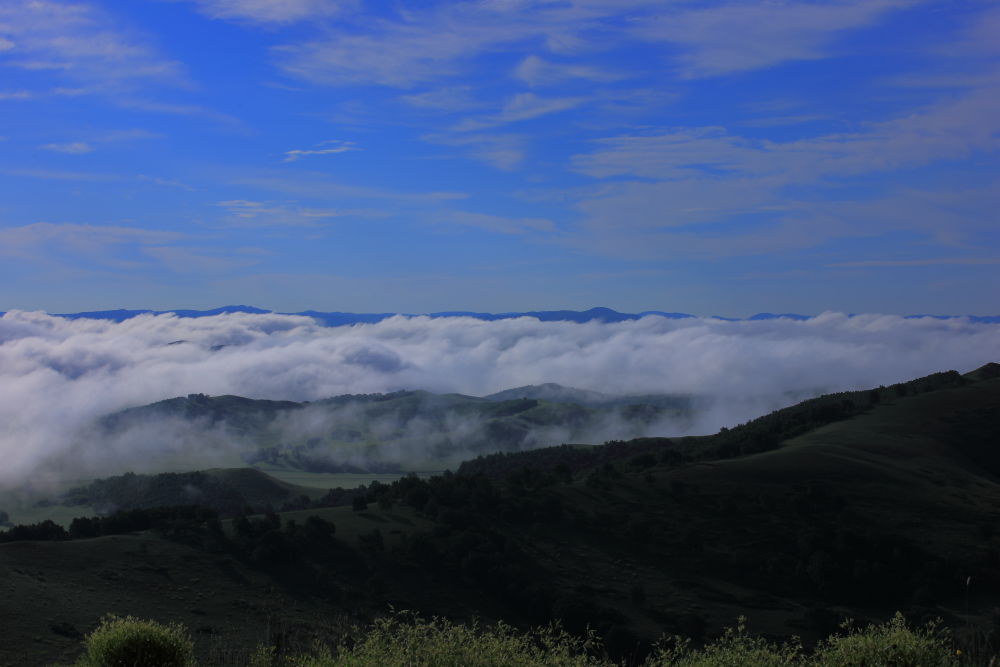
[2,364,999,665]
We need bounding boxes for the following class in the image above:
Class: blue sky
[1,0,997,316]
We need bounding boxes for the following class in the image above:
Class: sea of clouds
[1,310,998,491]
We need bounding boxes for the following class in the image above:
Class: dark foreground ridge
[2,363,999,665]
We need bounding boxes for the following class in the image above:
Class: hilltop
[94,387,695,474]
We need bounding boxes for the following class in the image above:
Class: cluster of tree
[58,469,298,516]
[0,506,221,544]
[458,440,680,479]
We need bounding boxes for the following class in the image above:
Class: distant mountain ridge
[5,304,999,324]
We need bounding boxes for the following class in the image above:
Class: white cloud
[274,1,912,89]
[2,168,119,181]
[40,141,93,154]
[400,87,486,112]
[421,132,527,170]
[571,80,1000,182]
[225,168,468,203]
[116,99,241,125]
[181,0,347,24]
[829,258,1000,268]
[137,174,196,190]
[513,54,624,87]
[454,92,588,131]
[564,76,1000,246]
[636,0,914,78]
[445,211,556,235]
[0,90,33,100]
[273,1,653,88]
[0,0,183,90]
[283,139,358,162]
[214,199,345,226]
[0,223,180,261]
[142,245,262,272]
[0,310,996,489]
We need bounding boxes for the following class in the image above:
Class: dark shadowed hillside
[3,364,999,664]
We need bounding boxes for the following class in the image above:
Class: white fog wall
[1,310,997,490]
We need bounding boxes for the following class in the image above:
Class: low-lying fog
[1,310,998,492]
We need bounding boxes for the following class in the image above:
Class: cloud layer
[1,311,997,491]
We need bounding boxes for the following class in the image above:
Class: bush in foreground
[76,615,194,667]
[72,610,968,666]
[647,617,803,667]
[812,612,957,666]
[291,612,606,667]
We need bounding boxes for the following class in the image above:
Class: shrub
[77,615,195,667]
[811,612,956,666]
[647,617,803,667]
[290,611,608,667]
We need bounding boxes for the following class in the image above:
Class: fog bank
[1,310,997,490]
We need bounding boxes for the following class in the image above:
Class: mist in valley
[2,309,999,493]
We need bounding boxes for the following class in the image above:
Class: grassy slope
[0,533,336,666]
[2,366,998,664]
[438,368,1000,643]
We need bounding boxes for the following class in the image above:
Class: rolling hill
[2,364,998,664]
[96,387,696,473]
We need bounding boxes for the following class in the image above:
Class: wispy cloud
[421,132,527,170]
[0,90,33,100]
[40,141,93,154]
[37,129,161,155]
[214,199,346,227]
[399,87,486,112]
[454,92,588,132]
[0,222,180,262]
[274,1,653,88]
[142,245,263,272]
[0,0,184,91]
[137,174,196,191]
[635,0,915,78]
[225,169,468,203]
[567,74,1000,239]
[3,168,120,182]
[513,55,624,87]
[274,1,909,90]
[178,0,347,24]
[117,99,242,126]
[445,211,556,235]
[829,258,1000,268]
[283,139,358,162]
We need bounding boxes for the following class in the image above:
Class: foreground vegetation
[74,611,969,666]
[4,365,999,665]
